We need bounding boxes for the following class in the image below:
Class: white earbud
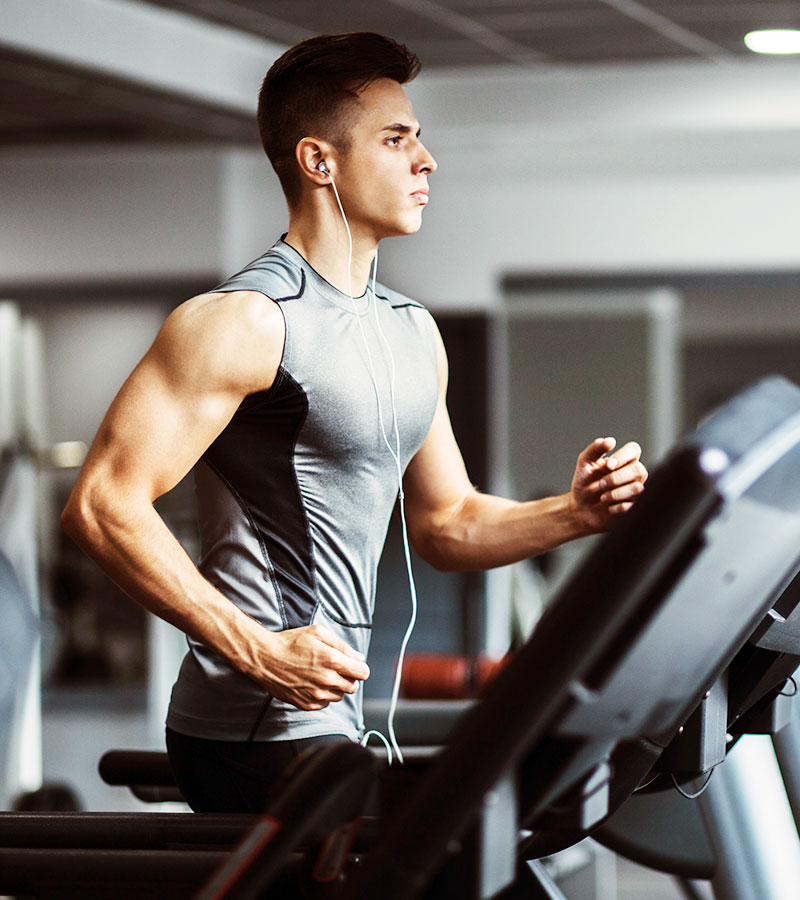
[318,160,329,175]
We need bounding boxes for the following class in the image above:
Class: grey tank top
[167,238,439,741]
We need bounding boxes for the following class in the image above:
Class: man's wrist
[563,491,593,541]
[216,607,278,687]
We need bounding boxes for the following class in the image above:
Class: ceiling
[0,47,257,145]
[144,0,800,66]
[2,0,799,146]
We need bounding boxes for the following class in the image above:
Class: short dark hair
[257,32,421,206]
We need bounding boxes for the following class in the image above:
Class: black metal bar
[99,749,177,787]
[0,812,255,849]
[197,740,374,900]
[0,847,226,896]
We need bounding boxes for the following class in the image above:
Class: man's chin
[376,212,425,241]
[395,215,425,237]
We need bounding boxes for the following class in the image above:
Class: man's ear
[296,138,335,185]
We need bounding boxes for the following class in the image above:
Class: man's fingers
[293,677,356,710]
[323,640,370,681]
[308,624,370,680]
[580,436,616,465]
[304,700,331,711]
[312,623,364,658]
[571,436,647,531]
[270,626,372,711]
[337,655,370,681]
[296,681,353,711]
[605,440,643,472]
[328,675,359,695]
[600,459,648,491]
[601,479,646,505]
[580,459,646,499]
[318,669,360,695]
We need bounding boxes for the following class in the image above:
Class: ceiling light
[744,29,800,54]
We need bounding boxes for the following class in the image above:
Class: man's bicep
[403,391,475,534]
[78,291,283,503]
[403,322,476,524]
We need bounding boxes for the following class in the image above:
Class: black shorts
[165,727,349,813]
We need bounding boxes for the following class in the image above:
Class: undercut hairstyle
[258,32,421,206]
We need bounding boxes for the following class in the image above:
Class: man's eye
[387,136,402,147]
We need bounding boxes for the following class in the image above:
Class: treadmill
[4,375,800,900]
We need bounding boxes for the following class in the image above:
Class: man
[62,32,647,812]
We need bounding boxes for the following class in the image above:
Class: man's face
[332,78,437,242]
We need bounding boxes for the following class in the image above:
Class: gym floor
[616,858,710,900]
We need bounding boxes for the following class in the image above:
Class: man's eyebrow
[381,122,422,137]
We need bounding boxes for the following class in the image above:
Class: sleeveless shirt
[166,238,439,742]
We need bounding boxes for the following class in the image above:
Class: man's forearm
[412,490,588,572]
[61,491,275,684]
[61,487,371,710]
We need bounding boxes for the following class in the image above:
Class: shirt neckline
[276,236,374,316]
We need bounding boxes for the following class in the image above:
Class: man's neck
[285,214,378,297]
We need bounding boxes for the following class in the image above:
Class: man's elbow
[407,521,465,573]
[406,492,476,573]
[61,481,107,550]
[61,488,91,545]
[410,535,454,572]
[428,554,463,574]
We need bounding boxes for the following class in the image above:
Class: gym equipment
[4,375,800,899]
[590,566,800,894]
[203,374,800,899]
[195,740,374,900]
[399,652,511,699]
[0,742,372,900]
[0,545,38,800]
[1,300,50,804]
[0,451,41,807]
[99,748,184,803]
[343,374,800,898]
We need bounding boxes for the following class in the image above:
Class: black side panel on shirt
[201,369,317,630]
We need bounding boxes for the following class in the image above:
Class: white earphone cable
[327,172,418,765]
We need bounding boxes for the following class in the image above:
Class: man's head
[258,32,421,207]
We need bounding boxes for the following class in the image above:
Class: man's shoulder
[374,281,429,314]
[212,242,305,303]
[152,290,283,395]
[169,289,283,343]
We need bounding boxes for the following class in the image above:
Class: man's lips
[411,190,429,205]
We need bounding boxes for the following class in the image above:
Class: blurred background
[1,2,799,896]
